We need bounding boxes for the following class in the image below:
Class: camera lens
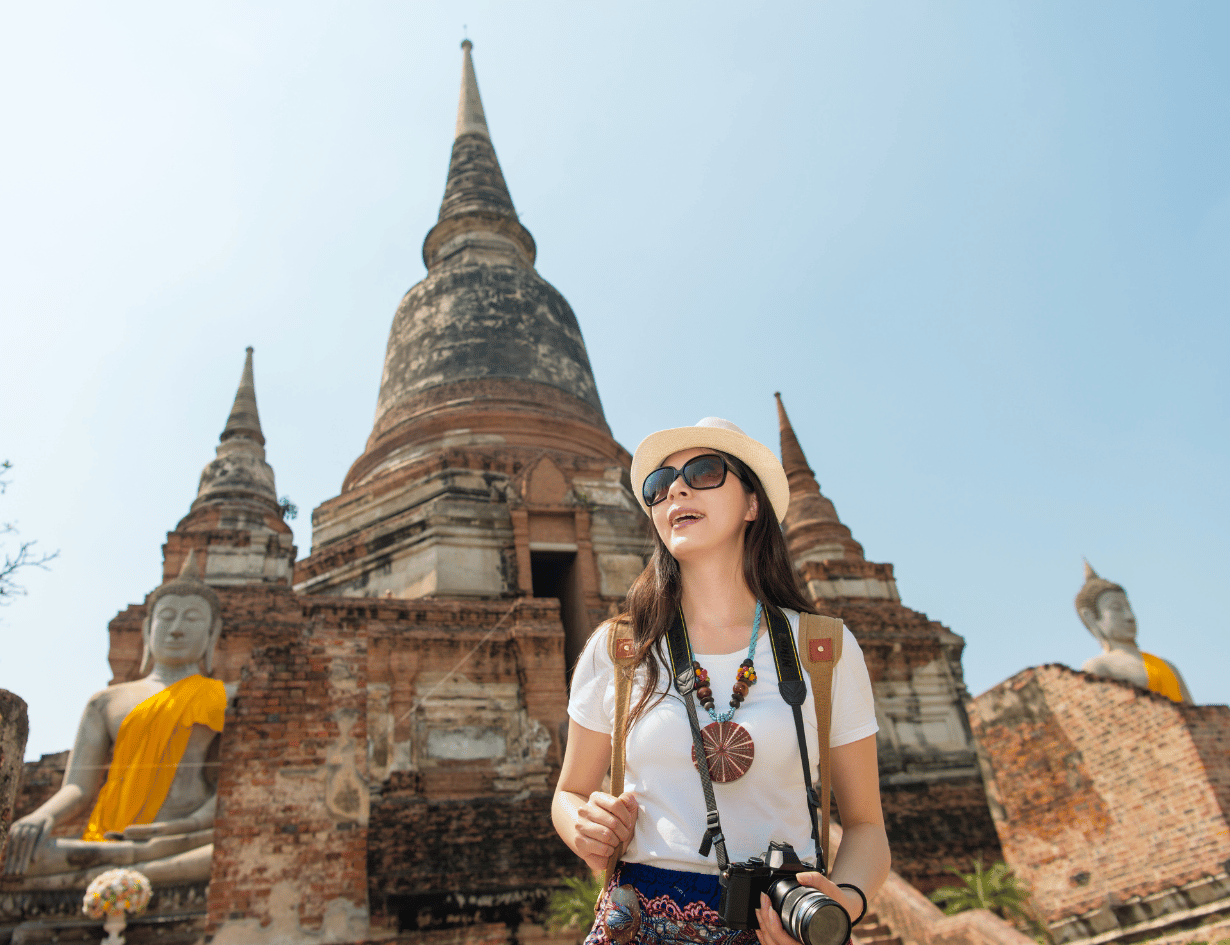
[768,878,851,945]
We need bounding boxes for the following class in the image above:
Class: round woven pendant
[690,720,755,783]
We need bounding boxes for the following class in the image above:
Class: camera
[718,841,850,945]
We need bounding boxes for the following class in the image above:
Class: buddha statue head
[139,550,223,674]
[1075,561,1137,649]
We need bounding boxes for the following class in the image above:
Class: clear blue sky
[3,2,1227,759]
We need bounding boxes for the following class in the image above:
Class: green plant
[929,860,1049,941]
[545,872,604,934]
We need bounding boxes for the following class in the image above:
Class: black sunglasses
[642,454,746,508]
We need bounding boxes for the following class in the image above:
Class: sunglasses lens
[683,455,727,489]
[642,467,677,507]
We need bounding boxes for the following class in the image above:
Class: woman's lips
[669,508,704,528]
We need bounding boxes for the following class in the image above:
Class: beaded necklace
[691,601,761,721]
[684,601,762,783]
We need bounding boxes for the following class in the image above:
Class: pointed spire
[777,391,819,495]
[424,40,536,270]
[192,347,278,510]
[774,393,865,562]
[164,348,296,588]
[221,347,265,446]
[455,40,490,140]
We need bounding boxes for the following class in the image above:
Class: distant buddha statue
[1076,561,1192,703]
[3,552,234,887]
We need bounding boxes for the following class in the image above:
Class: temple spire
[774,393,864,562]
[221,346,265,447]
[424,40,536,272]
[192,348,277,510]
[163,347,295,585]
[455,40,490,140]
[777,390,819,496]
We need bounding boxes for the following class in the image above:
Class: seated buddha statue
[1076,561,1192,703]
[3,552,234,887]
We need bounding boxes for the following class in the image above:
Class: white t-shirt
[568,609,878,874]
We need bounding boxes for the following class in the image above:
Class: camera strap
[665,609,732,870]
[762,605,824,869]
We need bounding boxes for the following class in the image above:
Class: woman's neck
[678,548,759,654]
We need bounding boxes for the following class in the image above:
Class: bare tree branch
[0,459,60,603]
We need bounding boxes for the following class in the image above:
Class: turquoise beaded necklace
[689,601,761,723]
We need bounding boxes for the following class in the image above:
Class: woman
[552,417,889,945]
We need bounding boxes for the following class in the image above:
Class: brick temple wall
[969,664,1230,924]
[200,594,577,944]
[207,587,370,944]
[880,776,1005,894]
[816,597,1005,891]
[359,597,574,938]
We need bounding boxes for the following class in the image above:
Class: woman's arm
[755,734,890,945]
[552,721,639,875]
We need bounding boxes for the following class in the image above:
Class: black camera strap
[763,605,824,868]
[665,606,825,873]
[665,609,731,870]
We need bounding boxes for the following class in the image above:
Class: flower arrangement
[83,866,154,944]
[83,868,152,919]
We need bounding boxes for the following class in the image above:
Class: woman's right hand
[572,791,638,874]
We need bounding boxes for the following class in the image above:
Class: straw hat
[630,417,790,522]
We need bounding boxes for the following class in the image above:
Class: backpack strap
[604,619,637,885]
[797,612,844,873]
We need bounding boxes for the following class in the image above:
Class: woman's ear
[744,494,759,522]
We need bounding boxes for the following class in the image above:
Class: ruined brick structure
[970,664,1230,945]
[774,395,1003,892]
[0,692,28,870]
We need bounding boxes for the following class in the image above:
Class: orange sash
[1141,652,1183,703]
[82,674,226,842]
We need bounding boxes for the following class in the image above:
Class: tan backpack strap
[604,619,637,885]
[797,612,843,872]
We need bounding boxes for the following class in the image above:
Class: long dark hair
[621,451,813,727]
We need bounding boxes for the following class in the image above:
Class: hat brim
[630,426,789,523]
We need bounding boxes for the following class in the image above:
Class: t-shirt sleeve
[568,624,616,735]
[829,625,879,748]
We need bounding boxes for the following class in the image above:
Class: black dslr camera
[718,841,850,945]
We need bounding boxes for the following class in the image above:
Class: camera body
[719,842,849,945]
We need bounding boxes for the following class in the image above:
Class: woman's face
[649,447,758,563]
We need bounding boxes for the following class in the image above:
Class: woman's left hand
[753,872,861,945]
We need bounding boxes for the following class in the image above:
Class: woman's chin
[667,535,711,561]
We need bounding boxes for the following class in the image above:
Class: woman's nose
[666,471,690,501]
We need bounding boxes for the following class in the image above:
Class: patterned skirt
[584,862,757,945]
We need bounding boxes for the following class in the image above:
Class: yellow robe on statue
[82,674,227,842]
[1141,652,1184,703]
